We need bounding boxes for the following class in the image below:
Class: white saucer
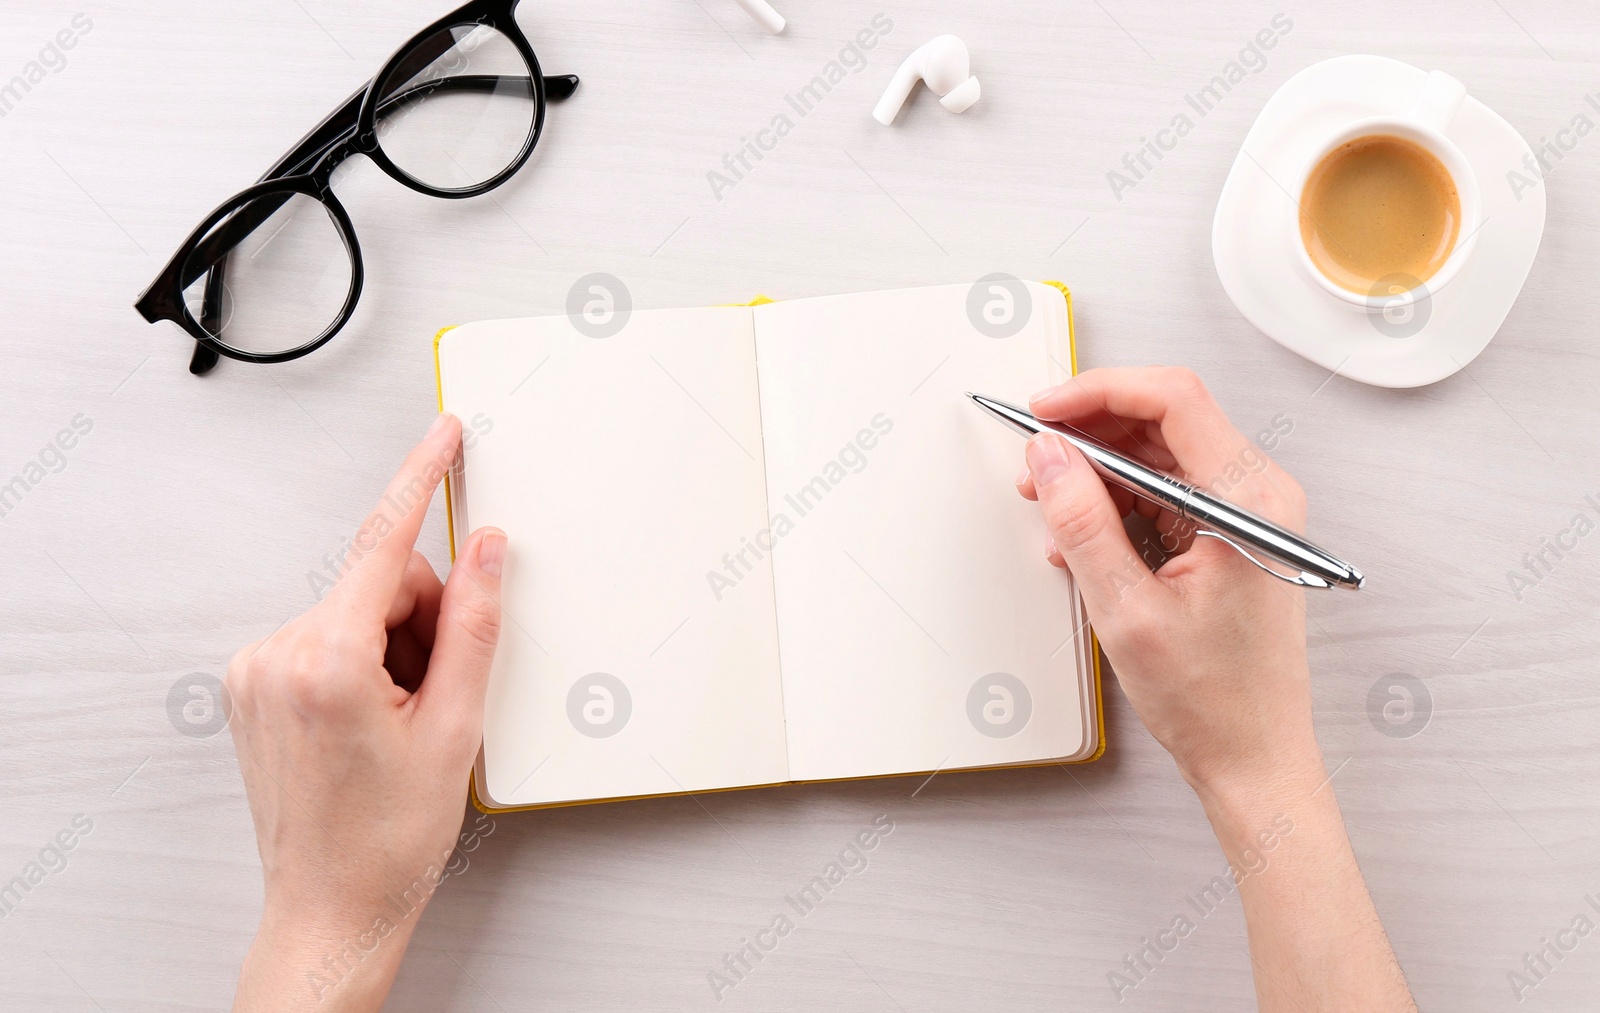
[1212,55,1546,388]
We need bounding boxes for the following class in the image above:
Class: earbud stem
[733,0,785,34]
[873,62,921,125]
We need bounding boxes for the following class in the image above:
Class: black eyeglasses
[134,0,577,375]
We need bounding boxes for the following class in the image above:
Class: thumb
[1026,434,1161,618]
[415,527,506,736]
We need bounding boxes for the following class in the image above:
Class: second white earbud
[733,0,785,34]
[872,35,981,126]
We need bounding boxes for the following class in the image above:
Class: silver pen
[967,393,1365,590]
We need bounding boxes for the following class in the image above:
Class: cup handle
[1406,70,1467,132]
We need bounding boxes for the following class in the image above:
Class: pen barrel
[973,395,1175,506]
[967,395,1364,590]
[1064,426,1362,589]
[1184,490,1363,589]
[1062,434,1191,515]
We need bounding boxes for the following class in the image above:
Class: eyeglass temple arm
[253,22,463,180]
[270,71,578,184]
[185,270,223,372]
[365,19,580,106]
[186,73,577,293]
[187,72,578,288]
[185,74,572,286]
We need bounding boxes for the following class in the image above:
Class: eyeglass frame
[133,0,578,375]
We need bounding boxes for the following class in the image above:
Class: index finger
[328,412,463,618]
[1030,367,1272,490]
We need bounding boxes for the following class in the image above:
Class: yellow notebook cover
[433,282,1105,814]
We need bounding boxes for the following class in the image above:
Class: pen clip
[1193,530,1332,590]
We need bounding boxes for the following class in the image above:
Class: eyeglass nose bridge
[303,132,378,190]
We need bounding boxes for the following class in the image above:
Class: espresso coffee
[1299,135,1460,295]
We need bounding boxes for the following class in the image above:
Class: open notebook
[434,281,1102,812]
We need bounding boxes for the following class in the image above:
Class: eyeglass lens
[181,191,353,356]
[373,23,540,191]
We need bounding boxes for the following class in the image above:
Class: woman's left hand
[227,413,506,1012]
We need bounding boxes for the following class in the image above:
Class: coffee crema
[1298,134,1460,295]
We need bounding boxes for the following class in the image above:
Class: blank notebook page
[438,309,791,807]
[753,283,1090,782]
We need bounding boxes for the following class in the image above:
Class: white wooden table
[3,1,1597,1009]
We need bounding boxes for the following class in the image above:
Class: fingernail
[477,530,506,578]
[1045,532,1057,558]
[1029,386,1058,405]
[1028,435,1072,486]
[1015,466,1030,486]
[427,412,454,438]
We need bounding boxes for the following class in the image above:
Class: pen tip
[964,391,977,400]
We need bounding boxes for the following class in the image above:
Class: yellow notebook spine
[433,325,460,565]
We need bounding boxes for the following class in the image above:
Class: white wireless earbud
[733,0,785,34]
[872,35,981,126]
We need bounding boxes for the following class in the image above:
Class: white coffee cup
[1289,70,1481,315]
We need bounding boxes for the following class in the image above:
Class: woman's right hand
[1018,367,1320,799]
